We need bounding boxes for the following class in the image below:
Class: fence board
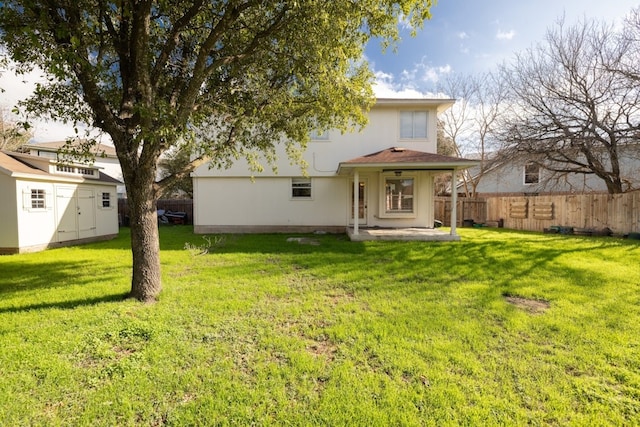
[435,192,639,234]
[484,192,639,234]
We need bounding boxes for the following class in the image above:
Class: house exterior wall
[194,176,349,233]
[193,100,444,232]
[473,148,640,196]
[194,106,439,179]
[474,161,608,195]
[194,170,437,233]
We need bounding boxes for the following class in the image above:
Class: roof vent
[392,147,406,152]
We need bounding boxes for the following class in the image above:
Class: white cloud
[421,64,452,83]
[1,65,92,142]
[372,70,444,99]
[0,67,44,111]
[372,70,424,98]
[399,61,452,85]
[458,31,469,39]
[496,29,516,40]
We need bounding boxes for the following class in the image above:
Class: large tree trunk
[124,160,162,302]
[127,190,161,301]
[128,195,161,302]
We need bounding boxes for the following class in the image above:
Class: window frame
[309,129,330,141]
[30,189,46,210]
[101,191,112,208]
[524,162,541,185]
[399,111,428,139]
[380,174,417,218]
[291,177,312,200]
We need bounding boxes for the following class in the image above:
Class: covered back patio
[337,147,478,242]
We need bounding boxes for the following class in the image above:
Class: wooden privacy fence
[118,199,193,225]
[435,192,639,234]
[434,197,487,227]
[485,193,640,235]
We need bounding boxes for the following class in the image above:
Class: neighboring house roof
[337,147,479,174]
[23,140,118,158]
[0,150,121,184]
[0,151,49,177]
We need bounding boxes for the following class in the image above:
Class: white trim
[523,162,541,185]
[290,177,313,200]
[378,173,417,219]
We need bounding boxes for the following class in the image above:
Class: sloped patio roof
[337,147,479,174]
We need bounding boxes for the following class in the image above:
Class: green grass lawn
[0,227,638,426]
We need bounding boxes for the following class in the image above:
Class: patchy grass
[0,227,638,425]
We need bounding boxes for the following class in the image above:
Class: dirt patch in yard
[505,295,550,314]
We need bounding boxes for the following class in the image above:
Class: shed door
[56,186,79,242]
[77,188,96,239]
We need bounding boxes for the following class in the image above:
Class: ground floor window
[102,192,111,208]
[31,189,46,209]
[524,163,540,184]
[291,178,312,199]
[385,178,414,213]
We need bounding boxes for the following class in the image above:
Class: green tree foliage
[0,0,434,301]
[157,149,193,199]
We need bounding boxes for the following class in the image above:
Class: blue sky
[369,0,639,97]
[1,0,638,141]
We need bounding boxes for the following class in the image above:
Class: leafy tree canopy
[0,0,434,301]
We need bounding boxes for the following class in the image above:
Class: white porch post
[353,170,359,235]
[450,169,458,236]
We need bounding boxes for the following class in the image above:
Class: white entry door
[56,186,79,242]
[77,188,96,239]
[350,180,367,225]
[56,186,97,241]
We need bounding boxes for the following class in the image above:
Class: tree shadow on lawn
[195,230,626,299]
[0,258,130,313]
[0,292,130,315]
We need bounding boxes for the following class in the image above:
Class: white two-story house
[192,98,478,240]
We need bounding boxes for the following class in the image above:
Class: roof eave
[373,98,456,113]
[337,160,480,175]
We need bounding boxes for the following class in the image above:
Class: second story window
[400,111,428,139]
[524,162,540,184]
[310,129,329,141]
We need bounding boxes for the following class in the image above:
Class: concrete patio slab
[346,227,460,242]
